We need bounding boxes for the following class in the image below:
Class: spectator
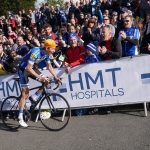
[64,32,86,74]
[103,9,110,17]
[98,25,122,60]
[111,0,120,12]
[98,25,122,113]
[82,17,100,47]
[49,6,58,33]
[68,1,76,19]
[75,1,81,19]
[68,25,76,33]
[7,26,17,40]
[69,18,76,26]
[118,15,140,57]
[21,9,28,27]
[14,15,22,27]
[101,16,116,38]
[16,36,30,56]
[100,0,111,13]
[44,3,50,23]
[138,0,150,23]
[78,12,85,26]
[110,11,118,29]
[140,32,150,54]
[65,2,70,17]
[8,16,16,31]
[85,43,101,63]
[60,26,69,45]
[115,7,129,38]
[32,26,40,39]
[50,43,65,68]
[42,24,57,41]
[8,37,18,51]
[83,0,90,15]
[4,49,22,73]
[75,24,82,39]
[28,10,36,28]
[25,32,38,49]
[0,43,7,61]
[144,11,150,35]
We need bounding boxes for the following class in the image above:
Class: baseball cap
[121,7,128,13]
[112,11,118,16]
[44,39,56,48]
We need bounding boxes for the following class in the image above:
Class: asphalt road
[0,107,150,150]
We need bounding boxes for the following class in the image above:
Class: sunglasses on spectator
[124,20,130,23]
[104,19,109,20]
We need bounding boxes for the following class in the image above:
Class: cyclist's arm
[46,62,59,80]
[26,63,42,80]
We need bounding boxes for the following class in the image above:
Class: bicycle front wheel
[1,96,20,130]
[39,93,71,131]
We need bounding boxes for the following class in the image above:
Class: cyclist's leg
[18,68,30,127]
[29,67,46,102]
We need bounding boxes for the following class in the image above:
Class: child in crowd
[75,43,101,116]
[85,43,101,63]
[86,43,101,115]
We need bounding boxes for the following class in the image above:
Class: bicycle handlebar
[41,78,62,90]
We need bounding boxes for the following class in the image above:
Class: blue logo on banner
[141,73,150,84]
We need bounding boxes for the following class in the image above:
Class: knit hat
[86,43,97,54]
[69,32,78,41]
[44,39,56,48]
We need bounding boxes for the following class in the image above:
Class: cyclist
[18,39,61,127]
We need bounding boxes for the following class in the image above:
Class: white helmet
[40,111,51,120]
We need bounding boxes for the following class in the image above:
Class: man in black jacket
[4,49,22,73]
[98,25,122,60]
[140,32,150,54]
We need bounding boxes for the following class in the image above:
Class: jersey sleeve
[133,28,140,40]
[28,48,39,64]
[45,55,50,63]
[28,52,37,64]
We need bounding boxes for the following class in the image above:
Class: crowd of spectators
[0,0,150,114]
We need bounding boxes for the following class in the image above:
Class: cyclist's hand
[40,76,50,82]
[55,78,62,84]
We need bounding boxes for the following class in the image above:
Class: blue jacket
[16,44,30,57]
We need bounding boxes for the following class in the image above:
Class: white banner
[0,55,150,108]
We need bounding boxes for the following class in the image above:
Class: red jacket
[65,45,86,67]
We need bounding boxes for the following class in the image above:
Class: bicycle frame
[15,79,53,114]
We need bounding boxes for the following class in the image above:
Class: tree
[47,0,65,8]
[0,0,35,16]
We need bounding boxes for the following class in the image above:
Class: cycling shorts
[18,67,43,88]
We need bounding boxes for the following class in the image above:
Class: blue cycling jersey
[19,47,50,69]
[119,27,140,56]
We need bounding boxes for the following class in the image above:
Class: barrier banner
[0,55,150,109]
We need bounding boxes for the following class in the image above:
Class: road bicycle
[0,77,71,131]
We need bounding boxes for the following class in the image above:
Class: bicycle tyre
[39,93,71,131]
[1,96,20,130]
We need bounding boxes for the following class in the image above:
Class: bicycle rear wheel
[39,93,71,131]
[1,96,20,130]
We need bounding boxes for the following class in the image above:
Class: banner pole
[144,102,147,117]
